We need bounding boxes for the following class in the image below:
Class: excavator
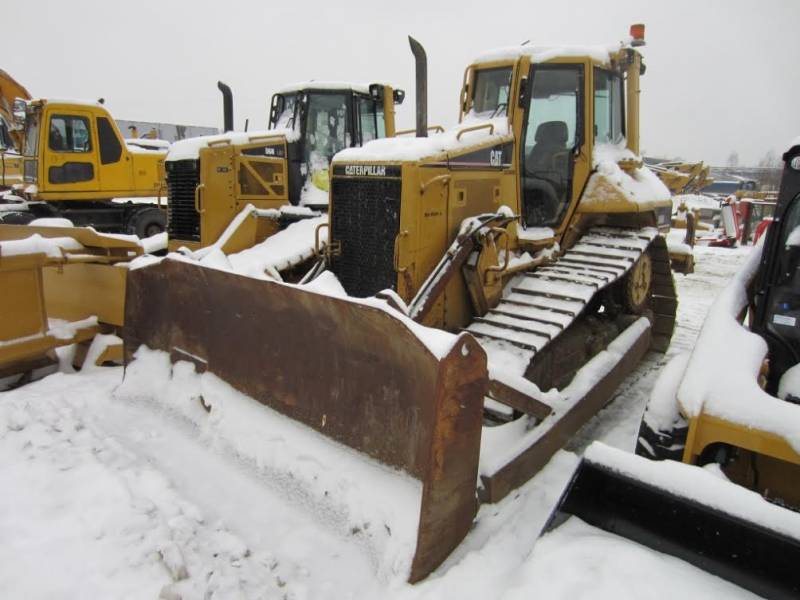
[0,94,168,236]
[0,69,31,191]
[548,139,800,599]
[125,26,677,582]
[165,80,403,254]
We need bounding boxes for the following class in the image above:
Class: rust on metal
[487,378,552,421]
[479,321,652,503]
[124,259,487,582]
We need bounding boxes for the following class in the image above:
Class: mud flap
[123,258,488,582]
[545,443,800,600]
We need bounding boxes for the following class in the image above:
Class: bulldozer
[547,139,800,599]
[0,69,31,191]
[165,80,404,254]
[0,94,168,237]
[124,26,678,582]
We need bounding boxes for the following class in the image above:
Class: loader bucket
[545,442,800,600]
[123,258,487,582]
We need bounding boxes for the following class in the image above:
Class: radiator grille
[166,159,200,241]
[330,176,401,298]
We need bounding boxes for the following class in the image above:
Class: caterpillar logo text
[344,164,387,177]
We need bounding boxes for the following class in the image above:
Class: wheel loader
[165,80,404,255]
[0,95,168,237]
[124,26,678,582]
[547,140,800,600]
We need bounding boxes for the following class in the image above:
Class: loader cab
[752,142,800,391]
[268,83,402,206]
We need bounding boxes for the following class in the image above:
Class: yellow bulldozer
[124,26,679,582]
[0,94,168,236]
[165,80,404,254]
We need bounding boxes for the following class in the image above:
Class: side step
[545,443,800,600]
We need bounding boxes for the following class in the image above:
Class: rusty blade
[123,259,487,582]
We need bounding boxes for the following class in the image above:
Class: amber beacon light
[630,23,646,47]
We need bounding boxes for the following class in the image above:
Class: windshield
[471,67,512,118]
[303,92,349,166]
[23,111,39,156]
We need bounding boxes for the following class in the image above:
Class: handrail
[394,125,445,136]
[456,122,494,141]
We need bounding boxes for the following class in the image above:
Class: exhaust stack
[408,36,427,138]
[217,81,234,133]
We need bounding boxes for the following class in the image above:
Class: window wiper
[490,102,508,118]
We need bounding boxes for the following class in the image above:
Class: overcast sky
[6,0,798,165]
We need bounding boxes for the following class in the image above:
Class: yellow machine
[0,223,145,386]
[126,27,678,582]
[1,97,168,236]
[166,81,403,253]
[0,69,30,190]
[649,159,712,196]
[547,142,800,600]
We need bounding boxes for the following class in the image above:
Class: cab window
[49,115,92,153]
[0,117,12,150]
[594,68,625,144]
[471,67,512,117]
[357,96,385,144]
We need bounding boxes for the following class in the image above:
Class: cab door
[95,115,134,193]
[518,63,589,234]
[42,110,100,194]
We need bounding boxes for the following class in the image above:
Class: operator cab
[268,83,403,207]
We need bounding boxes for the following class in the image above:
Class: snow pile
[0,233,83,258]
[336,116,510,162]
[673,193,720,213]
[28,217,74,227]
[584,142,671,205]
[116,347,424,583]
[677,243,800,453]
[517,226,555,242]
[167,128,298,162]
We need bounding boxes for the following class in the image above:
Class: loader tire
[0,210,35,225]
[128,207,166,239]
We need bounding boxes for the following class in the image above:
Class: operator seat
[522,121,570,226]
[526,121,568,175]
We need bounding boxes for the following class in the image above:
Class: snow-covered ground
[0,244,758,599]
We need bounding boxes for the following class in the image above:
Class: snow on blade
[115,347,424,583]
[584,442,800,539]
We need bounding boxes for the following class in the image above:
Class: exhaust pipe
[408,36,427,138]
[217,81,234,133]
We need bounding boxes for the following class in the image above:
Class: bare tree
[726,151,740,168]
[757,149,782,190]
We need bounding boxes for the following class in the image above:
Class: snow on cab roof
[473,42,623,66]
[167,128,299,162]
[34,97,104,107]
[335,116,511,163]
[274,81,378,95]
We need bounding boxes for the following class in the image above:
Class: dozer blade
[123,258,488,582]
[545,442,800,600]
